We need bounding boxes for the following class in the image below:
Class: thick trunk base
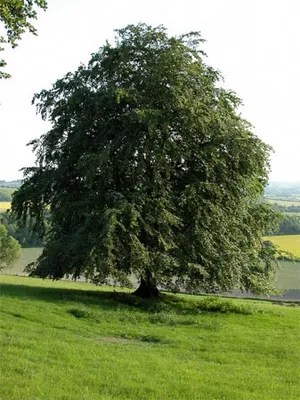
[132,278,160,298]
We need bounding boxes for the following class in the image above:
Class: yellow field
[0,202,11,212]
[264,234,300,258]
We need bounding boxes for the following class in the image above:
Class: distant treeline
[268,214,300,236]
[0,180,21,188]
[0,186,16,201]
[0,213,44,247]
[271,202,300,213]
[0,191,11,201]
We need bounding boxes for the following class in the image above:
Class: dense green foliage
[0,0,47,78]
[12,24,279,295]
[0,276,299,400]
[0,224,20,269]
[0,213,44,247]
[3,247,299,300]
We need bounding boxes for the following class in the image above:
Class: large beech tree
[12,24,279,296]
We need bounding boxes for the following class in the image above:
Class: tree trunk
[132,274,160,298]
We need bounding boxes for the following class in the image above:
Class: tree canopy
[12,23,279,296]
[0,224,20,270]
[0,0,47,78]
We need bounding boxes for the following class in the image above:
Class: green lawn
[0,275,299,400]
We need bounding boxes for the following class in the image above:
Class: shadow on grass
[0,280,188,314]
[0,278,268,315]
[0,280,131,310]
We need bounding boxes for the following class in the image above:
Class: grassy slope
[0,276,299,400]
[264,235,300,258]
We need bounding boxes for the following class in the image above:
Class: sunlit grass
[0,275,299,400]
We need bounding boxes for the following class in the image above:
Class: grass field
[264,235,300,258]
[0,201,11,212]
[0,275,299,400]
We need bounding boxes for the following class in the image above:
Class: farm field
[265,198,300,207]
[284,212,300,216]
[0,201,11,212]
[264,235,300,258]
[0,275,299,400]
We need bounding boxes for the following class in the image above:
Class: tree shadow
[2,279,298,316]
[0,281,128,310]
[0,279,189,314]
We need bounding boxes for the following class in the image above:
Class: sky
[0,0,299,182]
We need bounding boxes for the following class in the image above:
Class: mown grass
[0,275,299,400]
[264,234,300,258]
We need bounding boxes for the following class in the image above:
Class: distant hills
[0,180,21,188]
[265,182,300,196]
[267,181,300,188]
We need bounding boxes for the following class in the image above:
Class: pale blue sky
[1,0,299,181]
